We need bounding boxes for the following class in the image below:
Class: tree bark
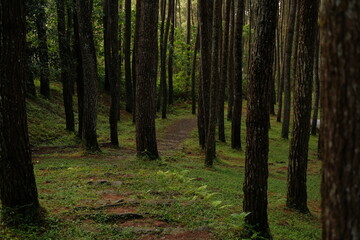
[287,0,319,213]
[0,0,41,224]
[227,0,235,121]
[310,30,320,136]
[243,0,277,238]
[191,28,200,115]
[35,0,51,99]
[168,0,175,105]
[104,0,121,146]
[56,0,75,132]
[186,0,192,96]
[198,0,213,149]
[231,0,245,150]
[281,0,297,139]
[124,0,133,113]
[135,0,159,159]
[217,0,231,143]
[205,0,222,167]
[321,1,360,239]
[75,0,100,151]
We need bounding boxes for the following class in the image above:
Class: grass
[0,82,322,239]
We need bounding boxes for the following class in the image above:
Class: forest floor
[0,82,322,240]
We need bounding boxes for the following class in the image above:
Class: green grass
[0,82,321,239]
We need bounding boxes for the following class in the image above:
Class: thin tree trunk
[311,30,320,136]
[186,0,191,96]
[0,0,41,224]
[231,0,245,150]
[56,0,75,132]
[124,0,133,113]
[243,0,278,238]
[287,0,319,213]
[218,0,231,142]
[191,28,200,115]
[168,0,175,105]
[227,0,235,121]
[73,0,84,138]
[36,0,50,99]
[281,0,297,139]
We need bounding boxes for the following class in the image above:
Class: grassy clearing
[0,83,321,239]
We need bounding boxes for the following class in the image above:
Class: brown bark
[231,0,245,150]
[205,0,222,167]
[191,28,200,115]
[168,0,175,105]
[227,0,235,121]
[198,0,213,149]
[320,1,360,239]
[135,0,159,159]
[76,0,100,151]
[217,0,231,143]
[243,0,277,238]
[0,0,41,224]
[104,0,121,146]
[287,0,319,213]
[311,31,320,136]
[281,0,297,139]
[56,0,75,132]
[124,0,133,113]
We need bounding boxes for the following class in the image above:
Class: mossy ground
[0,82,321,239]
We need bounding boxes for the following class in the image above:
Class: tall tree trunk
[205,0,222,167]
[157,0,166,111]
[310,30,320,136]
[36,0,50,99]
[135,0,159,159]
[168,0,175,105]
[104,0,121,146]
[75,0,100,151]
[56,0,75,132]
[0,0,41,224]
[281,0,297,139]
[217,0,231,143]
[321,1,360,239]
[198,0,213,149]
[124,0,133,113]
[243,0,277,238]
[73,0,84,138]
[103,0,110,93]
[231,0,245,150]
[186,0,191,96]
[287,0,319,213]
[191,28,200,115]
[227,0,235,121]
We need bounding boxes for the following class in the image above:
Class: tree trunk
[281,0,297,139]
[198,0,213,149]
[186,0,191,96]
[243,0,277,238]
[205,0,222,167]
[287,0,319,213]
[227,0,235,121]
[75,0,100,151]
[36,0,50,99]
[321,1,360,239]
[104,0,121,146]
[73,0,84,138]
[168,0,175,105]
[157,0,166,112]
[217,0,231,143]
[191,28,200,115]
[124,0,133,113]
[135,0,159,159]
[231,0,245,150]
[56,0,75,132]
[0,0,41,224]
[310,30,320,136]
